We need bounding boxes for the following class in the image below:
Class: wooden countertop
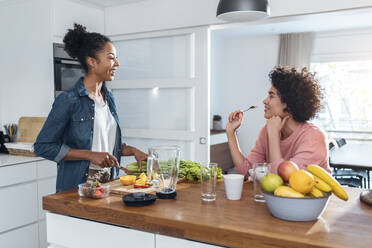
[43,182,372,248]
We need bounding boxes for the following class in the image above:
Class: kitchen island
[43,181,372,248]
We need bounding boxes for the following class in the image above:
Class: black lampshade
[216,0,270,22]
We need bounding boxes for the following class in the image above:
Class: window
[310,60,372,143]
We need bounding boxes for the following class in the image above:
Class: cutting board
[105,180,156,195]
[17,117,47,142]
[106,178,192,196]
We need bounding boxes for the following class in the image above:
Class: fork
[242,105,258,112]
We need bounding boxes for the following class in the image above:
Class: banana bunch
[306,164,348,201]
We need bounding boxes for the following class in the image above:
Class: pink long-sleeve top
[236,122,331,177]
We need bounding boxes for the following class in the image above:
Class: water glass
[252,163,270,202]
[201,162,218,202]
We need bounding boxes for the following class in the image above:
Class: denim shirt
[34,78,122,192]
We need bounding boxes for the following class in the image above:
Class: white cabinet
[0,223,39,248]
[47,213,155,248]
[156,234,222,248]
[0,156,57,248]
[38,178,57,220]
[46,213,223,248]
[39,220,47,248]
[0,161,37,187]
[0,182,38,233]
[37,160,57,220]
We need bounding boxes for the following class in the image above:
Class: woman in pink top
[226,67,331,178]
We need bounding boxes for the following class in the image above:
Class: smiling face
[88,42,120,81]
[263,86,288,119]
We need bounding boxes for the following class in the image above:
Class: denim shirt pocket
[70,114,94,147]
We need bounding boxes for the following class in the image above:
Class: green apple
[261,173,284,193]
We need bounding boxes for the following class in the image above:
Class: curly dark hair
[269,66,323,123]
[63,23,111,72]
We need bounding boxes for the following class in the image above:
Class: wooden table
[43,182,372,248]
[330,144,372,187]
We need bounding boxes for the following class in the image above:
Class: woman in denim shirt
[34,24,147,192]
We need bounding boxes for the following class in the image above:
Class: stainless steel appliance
[53,43,84,97]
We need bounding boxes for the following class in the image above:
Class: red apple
[277,161,299,182]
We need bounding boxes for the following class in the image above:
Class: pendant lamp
[216,0,270,22]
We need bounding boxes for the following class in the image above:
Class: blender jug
[147,146,180,199]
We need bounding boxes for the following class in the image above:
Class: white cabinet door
[47,213,155,248]
[0,182,38,233]
[110,26,210,163]
[0,162,37,187]
[0,223,38,248]
[156,234,223,248]
[38,177,57,220]
[37,160,57,180]
[39,220,47,248]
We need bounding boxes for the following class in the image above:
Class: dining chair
[330,138,369,188]
[336,138,346,148]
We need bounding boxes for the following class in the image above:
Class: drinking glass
[252,163,270,202]
[201,162,218,202]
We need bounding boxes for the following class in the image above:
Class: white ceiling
[80,0,146,7]
[212,7,372,37]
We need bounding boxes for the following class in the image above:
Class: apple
[277,160,299,182]
[261,173,284,193]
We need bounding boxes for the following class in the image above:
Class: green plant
[213,115,222,121]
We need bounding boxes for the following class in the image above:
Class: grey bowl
[262,191,331,221]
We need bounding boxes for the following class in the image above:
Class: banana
[313,175,332,193]
[274,186,304,198]
[309,187,324,197]
[307,164,348,201]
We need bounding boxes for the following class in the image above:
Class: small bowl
[262,191,331,221]
[78,182,110,199]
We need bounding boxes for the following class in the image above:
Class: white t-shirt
[89,94,117,170]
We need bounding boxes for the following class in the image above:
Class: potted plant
[213,115,223,130]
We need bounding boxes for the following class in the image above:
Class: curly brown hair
[63,23,111,72]
[269,66,323,123]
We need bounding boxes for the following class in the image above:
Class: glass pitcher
[147,145,181,196]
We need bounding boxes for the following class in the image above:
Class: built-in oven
[53,43,84,97]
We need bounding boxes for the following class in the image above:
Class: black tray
[122,192,157,207]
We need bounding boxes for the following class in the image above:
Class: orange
[289,170,315,194]
[120,175,136,186]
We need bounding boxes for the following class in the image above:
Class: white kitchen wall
[210,33,279,155]
[0,0,53,126]
[104,0,372,36]
[0,0,104,128]
[52,0,104,42]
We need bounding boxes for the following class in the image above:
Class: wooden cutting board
[105,180,156,196]
[17,117,47,142]
[105,178,194,196]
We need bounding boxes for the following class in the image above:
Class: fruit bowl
[262,191,331,221]
[78,182,109,199]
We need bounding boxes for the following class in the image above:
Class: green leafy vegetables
[179,160,222,182]
[125,160,222,182]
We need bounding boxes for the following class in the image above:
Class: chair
[336,138,346,148]
[330,138,369,188]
